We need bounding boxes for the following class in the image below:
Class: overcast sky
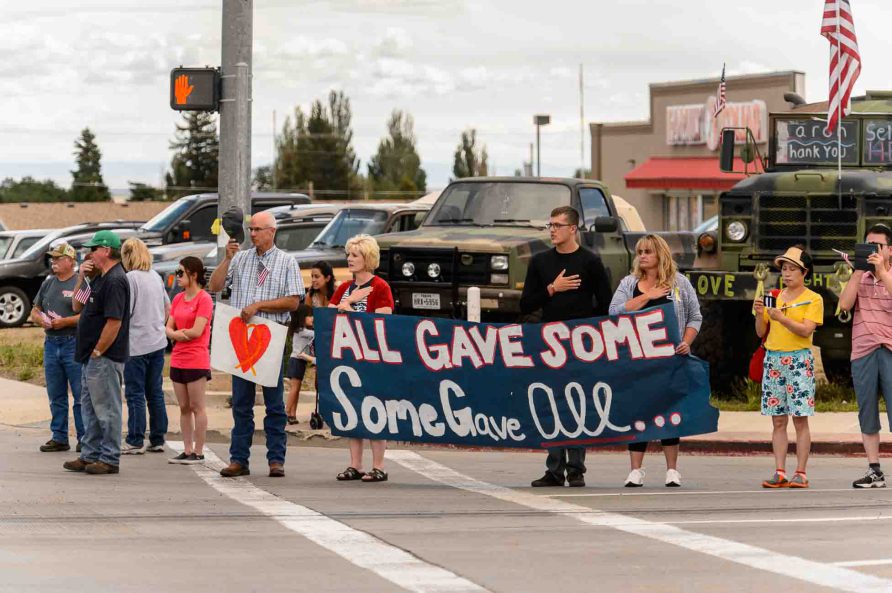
[1,0,890,191]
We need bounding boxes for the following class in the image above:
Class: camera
[763,294,776,309]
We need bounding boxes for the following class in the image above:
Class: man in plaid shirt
[209,211,304,478]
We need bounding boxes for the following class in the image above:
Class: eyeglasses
[545,222,574,230]
[869,242,889,247]
[248,226,273,233]
[175,270,185,277]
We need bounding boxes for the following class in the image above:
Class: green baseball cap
[83,230,122,249]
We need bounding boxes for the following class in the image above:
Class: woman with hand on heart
[329,235,395,483]
[165,257,214,465]
[285,261,335,425]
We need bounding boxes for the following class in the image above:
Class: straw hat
[774,247,808,271]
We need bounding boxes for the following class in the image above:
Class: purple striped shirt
[852,271,892,360]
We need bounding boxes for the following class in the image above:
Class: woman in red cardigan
[330,234,395,483]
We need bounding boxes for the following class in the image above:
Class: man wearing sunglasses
[63,230,130,476]
[520,206,611,488]
[208,211,304,478]
[839,224,892,488]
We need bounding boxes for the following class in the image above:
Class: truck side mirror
[719,129,736,172]
[594,216,619,233]
[174,219,192,242]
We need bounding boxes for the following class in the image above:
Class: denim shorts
[761,349,815,417]
[852,347,892,434]
[287,357,308,380]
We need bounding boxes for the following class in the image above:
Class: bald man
[209,211,304,478]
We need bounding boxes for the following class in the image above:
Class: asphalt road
[3,424,892,593]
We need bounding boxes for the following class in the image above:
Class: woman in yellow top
[753,246,823,489]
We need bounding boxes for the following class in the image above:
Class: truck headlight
[490,255,509,270]
[725,221,748,242]
[402,262,415,277]
[490,273,509,285]
[427,263,441,278]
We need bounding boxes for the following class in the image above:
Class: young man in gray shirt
[31,243,84,452]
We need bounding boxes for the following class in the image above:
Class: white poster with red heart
[210,303,288,387]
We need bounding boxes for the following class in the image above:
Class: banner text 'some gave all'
[314,304,718,448]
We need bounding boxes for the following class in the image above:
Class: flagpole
[836,1,843,200]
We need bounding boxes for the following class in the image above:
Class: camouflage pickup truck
[689,91,892,388]
[374,176,696,321]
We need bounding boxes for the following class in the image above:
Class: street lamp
[533,114,551,177]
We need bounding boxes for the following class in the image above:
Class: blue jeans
[44,336,84,443]
[79,357,124,466]
[230,374,286,467]
[123,348,168,447]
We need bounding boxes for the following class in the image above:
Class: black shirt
[520,246,611,322]
[632,283,671,309]
[75,263,131,364]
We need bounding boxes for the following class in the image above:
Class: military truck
[374,177,695,321]
[689,91,892,388]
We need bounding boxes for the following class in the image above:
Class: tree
[573,168,592,179]
[70,128,110,202]
[128,182,162,201]
[252,166,274,191]
[0,177,68,202]
[452,129,488,179]
[367,110,427,195]
[165,112,219,200]
[274,90,361,197]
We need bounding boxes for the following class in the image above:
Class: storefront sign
[667,99,767,151]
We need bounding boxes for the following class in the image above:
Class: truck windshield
[425,182,570,227]
[311,209,388,248]
[140,197,197,232]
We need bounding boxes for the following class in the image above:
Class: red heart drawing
[229,317,272,375]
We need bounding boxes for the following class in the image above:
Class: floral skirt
[761,349,815,417]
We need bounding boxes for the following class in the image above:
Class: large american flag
[713,64,727,118]
[821,0,861,134]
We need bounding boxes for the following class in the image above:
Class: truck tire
[692,301,754,394]
[0,286,30,328]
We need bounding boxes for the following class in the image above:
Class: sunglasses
[175,269,185,277]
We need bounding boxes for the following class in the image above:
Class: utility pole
[218,0,253,261]
[272,109,277,190]
[579,64,585,178]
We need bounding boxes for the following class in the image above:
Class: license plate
[412,292,441,310]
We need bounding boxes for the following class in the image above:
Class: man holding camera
[839,224,892,488]
[208,211,303,479]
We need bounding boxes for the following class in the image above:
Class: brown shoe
[269,463,285,478]
[63,458,92,472]
[85,461,119,475]
[220,462,250,477]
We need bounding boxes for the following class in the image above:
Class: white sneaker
[121,443,146,455]
[624,468,645,487]
[665,469,682,487]
[146,444,165,453]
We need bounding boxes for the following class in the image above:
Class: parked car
[0,222,141,328]
[138,192,310,246]
[0,229,51,260]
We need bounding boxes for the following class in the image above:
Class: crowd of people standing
[30,207,892,490]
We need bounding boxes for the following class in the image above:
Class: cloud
[373,27,413,58]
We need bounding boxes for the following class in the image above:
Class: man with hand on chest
[520,206,611,488]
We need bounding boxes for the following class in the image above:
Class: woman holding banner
[609,234,702,488]
[165,256,214,465]
[753,246,823,489]
[330,235,394,483]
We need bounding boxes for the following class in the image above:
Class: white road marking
[388,450,892,593]
[168,442,488,593]
[548,488,862,498]
[835,559,892,568]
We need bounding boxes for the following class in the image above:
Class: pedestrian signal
[169,68,219,111]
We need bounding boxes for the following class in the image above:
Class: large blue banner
[314,304,718,449]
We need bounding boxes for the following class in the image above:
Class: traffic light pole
[218,0,253,261]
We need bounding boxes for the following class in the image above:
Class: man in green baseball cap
[64,228,130,475]
[82,230,122,250]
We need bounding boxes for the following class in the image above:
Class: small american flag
[256,262,269,287]
[821,0,861,134]
[713,63,727,118]
[73,281,91,305]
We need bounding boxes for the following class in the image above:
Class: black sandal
[287,416,298,425]
[337,467,365,481]
[362,468,388,483]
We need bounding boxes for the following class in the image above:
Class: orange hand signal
[174,74,194,105]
